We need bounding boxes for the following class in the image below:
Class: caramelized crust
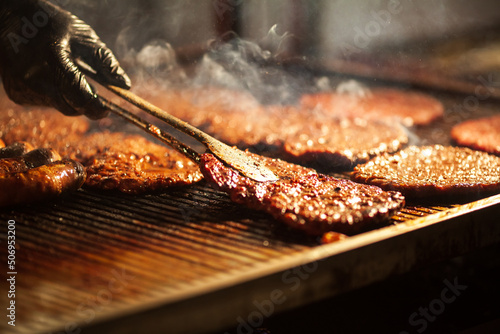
[1,107,203,193]
[300,88,444,126]
[0,108,89,157]
[0,160,86,207]
[147,88,408,171]
[451,115,500,156]
[351,145,500,198]
[0,140,85,206]
[282,117,408,170]
[81,132,203,194]
[200,152,405,236]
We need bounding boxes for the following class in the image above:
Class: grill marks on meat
[300,88,444,127]
[0,108,203,194]
[451,115,500,156]
[147,88,408,170]
[351,145,500,198]
[200,152,405,236]
[79,132,203,194]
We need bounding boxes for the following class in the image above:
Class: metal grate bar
[0,182,486,334]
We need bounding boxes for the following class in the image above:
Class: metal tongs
[93,83,278,183]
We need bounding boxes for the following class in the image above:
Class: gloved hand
[0,0,131,119]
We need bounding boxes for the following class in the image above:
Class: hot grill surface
[1,184,315,333]
[1,88,500,334]
[0,179,468,334]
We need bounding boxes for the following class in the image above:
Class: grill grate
[0,184,317,334]
[0,182,459,334]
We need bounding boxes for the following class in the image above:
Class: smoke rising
[190,25,313,104]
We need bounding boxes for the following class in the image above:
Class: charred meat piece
[451,115,500,156]
[300,87,444,126]
[0,147,61,173]
[0,142,85,207]
[1,107,203,194]
[281,117,408,170]
[147,88,408,171]
[200,152,405,236]
[78,132,203,194]
[0,141,34,158]
[351,145,500,198]
[0,159,86,207]
[0,109,89,157]
[21,148,62,168]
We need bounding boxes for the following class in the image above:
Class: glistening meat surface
[80,132,203,194]
[281,117,408,170]
[0,107,203,194]
[147,88,408,171]
[0,108,89,156]
[351,145,500,198]
[300,87,444,126]
[0,142,86,207]
[200,152,405,236]
[451,115,500,156]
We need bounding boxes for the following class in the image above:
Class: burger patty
[147,88,408,171]
[300,87,444,126]
[451,115,500,156]
[0,108,90,156]
[200,152,405,236]
[0,108,203,194]
[281,117,408,170]
[351,145,500,198]
[79,132,203,194]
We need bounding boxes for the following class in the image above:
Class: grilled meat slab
[300,87,444,126]
[147,88,408,171]
[351,145,500,198]
[451,115,500,156]
[200,152,405,236]
[81,132,203,194]
[1,108,203,193]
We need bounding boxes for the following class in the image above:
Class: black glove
[0,0,131,119]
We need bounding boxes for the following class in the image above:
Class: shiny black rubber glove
[0,0,131,119]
